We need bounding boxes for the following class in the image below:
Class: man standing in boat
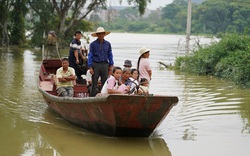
[68,31,87,81]
[56,58,76,97]
[46,30,58,58]
[88,27,114,97]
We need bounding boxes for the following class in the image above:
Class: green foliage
[0,0,11,45]
[100,0,250,35]
[28,0,150,48]
[1,0,151,47]
[28,1,58,47]
[3,0,250,46]
[0,1,10,23]
[61,19,93,48]
[175,33,250,88]
[215,50,250,87]
[161,1,187,33]
[127,21,149,32]
[193,0,250,35]
[125,0,151,15]
[10,0,28,45]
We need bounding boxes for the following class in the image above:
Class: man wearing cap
[88,27,114,96]
[123,60,132,68]
[137,47,152,83]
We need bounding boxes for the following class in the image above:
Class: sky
[107,0,174,10]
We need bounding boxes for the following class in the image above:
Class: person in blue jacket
[88,27,114,96]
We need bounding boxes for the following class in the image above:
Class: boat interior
[39,59,89,97]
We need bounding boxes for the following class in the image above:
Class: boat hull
[40,89,178,137]
[38,59,178,137]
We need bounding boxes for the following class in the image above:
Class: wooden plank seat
[44,84,89,97]
[39,81,53,91]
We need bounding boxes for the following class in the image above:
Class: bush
[175,33,250,88]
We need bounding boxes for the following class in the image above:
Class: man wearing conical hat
[88,27,114,96]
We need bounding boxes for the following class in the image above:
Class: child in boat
[100,66,129,94]
[139,78,149,95]
[86,69,101,94]
[128,68,139,94]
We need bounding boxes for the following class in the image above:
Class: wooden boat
[38,58,179,137]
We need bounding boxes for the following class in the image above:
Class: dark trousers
[69,56,86,80]
[91,62,109,96]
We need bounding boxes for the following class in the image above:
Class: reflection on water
[0,33,250,156]
[153,72,250,156]
[37,110,171,156]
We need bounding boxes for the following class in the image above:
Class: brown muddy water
[0,33,249,156]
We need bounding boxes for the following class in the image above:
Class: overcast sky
[108,0,174,10]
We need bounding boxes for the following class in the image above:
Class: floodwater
[0,33,249,156]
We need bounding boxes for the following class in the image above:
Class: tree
[161,0,187,33]
[192,0,250,35]
[125,0,151,15]
[0,0,13,46]
[0,0,28,46]
[10,0,28,45]
[28,0,151,46]
[27,0,61,47]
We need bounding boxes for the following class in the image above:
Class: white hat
[91,27,110,37]
[139,47,151,56]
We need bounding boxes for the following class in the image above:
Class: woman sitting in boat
[56,58,76,97]
[100,66,129,94]
[119,67,131,93]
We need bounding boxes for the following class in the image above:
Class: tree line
[0,0,150,47]
[1,0,250,47]
[99,0,250,35]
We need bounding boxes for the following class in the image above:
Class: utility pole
[185,0,192,55]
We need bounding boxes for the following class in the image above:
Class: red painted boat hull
[38,59,178,137]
